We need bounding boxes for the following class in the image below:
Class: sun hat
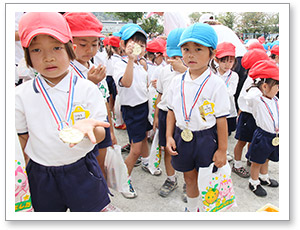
[166,28,185,57]
[215,42,236,59]
[178,23,218,49]
[113,23,142,37]
[102,36,110,46]
[18,12,73,48]
[248,59,279,81]
[270,45,279,56]
[258,36,265,44]
[121,25,147,41]
[241,49,269,70]
[248,42,265,51]
[199,13,215,23]
[63,12,104,38]
[146,38,166,53]
[109,36,121,48]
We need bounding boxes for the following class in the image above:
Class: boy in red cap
[64,12,117,186]
[16,12,111,212]
[245,60,279,197]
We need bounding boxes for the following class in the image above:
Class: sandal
[232,165,250,178]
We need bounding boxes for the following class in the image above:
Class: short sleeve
[167,77,176,110]
[15,87,28,134]
[211,81,231,118]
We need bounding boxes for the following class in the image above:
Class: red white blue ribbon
[260,96,279,133]
[181,71,211,122]
[70,61,86,79]
[224,70,232,87]
[34,72,76,131]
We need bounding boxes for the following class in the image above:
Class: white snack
[132,43,142,56]
[59,127,84,144]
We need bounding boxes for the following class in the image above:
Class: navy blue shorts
[26,151,110,212]
[97,127,112,150]
[106,75,117,100]
[171,125,218,172]
[235,112,257,142]
[227,117,237,136]
[246,127,279,164]
[158,109,168,147]
[121,101,152,143]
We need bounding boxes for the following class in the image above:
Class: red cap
[248,42,265,51]
[258,36,265,44]
[249,60,279,81]
[109,36,121,47]
[271,45,279,56]
[146,38,166,53]
[18,12,73,48]
[241,49,269,70]
[215,42,236,59]
[103,36,110,46]
[64,12,104,37]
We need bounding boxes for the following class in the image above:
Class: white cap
[199,13,215,23]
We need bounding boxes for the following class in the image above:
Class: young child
[153,28,187,199]
[16,12,111,212]
[166,23,230,212]
[233,49,270,178]
[213,42,238,137]
[270,45,279,66]
[64,12,117,181]
[113,24,161,198]
[245,60,279,197]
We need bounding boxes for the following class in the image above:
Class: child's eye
[54,46,63,51]
[196,48,202,51]
[31,48,40,53]
[80,44,86,47]
[183,48,189,51]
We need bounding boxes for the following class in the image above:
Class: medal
[59,127,84,144]
[181,71,211,142]
[260,97,279,146]
[132,43,142,56]
[181,128,193,142]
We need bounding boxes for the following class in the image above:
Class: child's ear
[211,49,216,59]
[120,40,126,50]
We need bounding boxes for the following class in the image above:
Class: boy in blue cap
[113,24,162,199]
[166,23,230,211]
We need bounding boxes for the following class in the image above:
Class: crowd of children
[15,12,279,212]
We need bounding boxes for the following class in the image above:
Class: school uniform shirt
[70,60,110,101]
[15,71,107,166]
[113,56,148,107]
[245,87,279,134]
[237,76,254,113]
[156,64,181,112]
[146,60,157,85]
[217,69,238,118]
[93,49,107,67]
[168,68,230,131]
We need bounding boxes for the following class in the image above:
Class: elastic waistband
[175,125,216,137]
[257,127,278,138]
[121,100,148,109]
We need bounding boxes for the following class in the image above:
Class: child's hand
[87,64,107,84]
[151,79,157,89]
[168,57,187,73]
[69,118,110,148]
[166,137,178,156]
[212,149,227,168]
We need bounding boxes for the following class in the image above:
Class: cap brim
[178,38,213,49]
[166,48,182,57]
[22,28,71,48]
[121,29,147,41]
[113,32,122,37]
[216,51,236,58]
[71,30,104,38]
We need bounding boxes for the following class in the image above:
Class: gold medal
[132,43,142,56]
[59,127,84,144]
[181,128,193,142]
[272,136,279,146]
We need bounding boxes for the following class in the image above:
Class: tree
[238,12,267,34]
[140,17,164,34]
[189,12,201,23]
[105,12,144,23]
[217,12,236,30]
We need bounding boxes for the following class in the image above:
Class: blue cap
[178,23,218,49]
[166,28,185,57]
[112,23,140,37]
[121,25,147,41]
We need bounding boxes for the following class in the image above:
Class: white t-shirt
[245,87,279,134]
[163,12,189,36]
[237,76,254,113]
[212,25,247,57]
[168,68,230,131]
[15,72,107,166]
[113,57,149,107]
[93,49,107,67]
[216,69,238,117]
[156,64,181,111]
[69,60,110,101]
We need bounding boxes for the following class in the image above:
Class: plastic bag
[148,83,158,126]
[198,162,237,212]
[104,145,131,193]
[114,95,124,127]
[148,129,162,174]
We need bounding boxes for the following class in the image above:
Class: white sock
[167,174,176,182]
[141,156,149,165]
[186,196,199,212]
[234,160,243,169]
[259,173,269,181]
[249,178,260,186]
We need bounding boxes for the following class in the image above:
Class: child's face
[29,35,70,82]
[216,56,235,74]
[181,42,212,76]
[263,82,279,99]
[73,37,99,65]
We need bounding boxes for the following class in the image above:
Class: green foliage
[217,12,236,30]
[105,12,145,23]
[140,17,164,34]
[189,12,201,23]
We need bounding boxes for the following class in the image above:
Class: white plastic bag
[198,162,237,212]
[104,145,130,193]
[114,95,124,127]
[148,83,158,125]
[148,129,162,174]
